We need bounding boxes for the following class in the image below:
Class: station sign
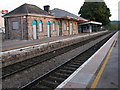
[1,10,8,14]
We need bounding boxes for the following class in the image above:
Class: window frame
[64,22,67,30]
[12,21,19,30]
[39,20,43,32]
[52,21,56,31]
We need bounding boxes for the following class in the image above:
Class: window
[47,21,51,25]
[64,22,67,30]
[52,21,55,31]
[58,22,60,25]
[13,22,19,29]
[58,22,60,30]
[39,20,43,32]
[74,23,77,30]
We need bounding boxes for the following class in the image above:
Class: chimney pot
[44,5,50,12]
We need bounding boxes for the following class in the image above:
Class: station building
[3,3,87,40]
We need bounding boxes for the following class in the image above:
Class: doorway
[32,20,38,39]
[47,21,51,37]
[70,22,73,35]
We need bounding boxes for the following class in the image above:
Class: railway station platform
[1,31,109,68]
[56,31,119,89]
[1,31,106,52]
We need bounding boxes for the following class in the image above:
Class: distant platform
[1,31,106,52]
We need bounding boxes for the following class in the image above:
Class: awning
[79,21,102,25]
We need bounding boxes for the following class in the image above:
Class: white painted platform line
[55,32,118,89]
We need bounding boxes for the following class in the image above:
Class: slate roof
[50,8,87,20]
[4,3,50,16]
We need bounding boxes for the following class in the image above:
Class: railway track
[1,32,111,79]
[19,32,115,89]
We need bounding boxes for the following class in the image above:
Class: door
[70,22,72,35]
[47,21,51,37]
[58,22,61,36]
[32,20,38,39]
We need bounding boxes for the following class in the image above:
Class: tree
[105,21,120,30]
[78,0,111,26]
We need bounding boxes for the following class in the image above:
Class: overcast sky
[0,0,119,21]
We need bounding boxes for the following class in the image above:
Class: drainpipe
[21,16,24,40]
[26,16,28,40]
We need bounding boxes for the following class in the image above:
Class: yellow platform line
[90,37,118,90]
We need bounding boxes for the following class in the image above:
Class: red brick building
[4,3,87,40]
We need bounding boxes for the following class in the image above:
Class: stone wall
[5,17,24,40]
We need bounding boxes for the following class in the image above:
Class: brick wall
[72,21,78,35]
[27,16,60,40]
[5,15,79,40]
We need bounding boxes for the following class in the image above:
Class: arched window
[70,22,73,35]
[47,21,51,25]
[64,22,67,30]
[58,22,61,25]
[32,20,37,25]
[74,23,77,30]
[58,22,61,36]
[32,20,38,39]
[39,20,43,32]
[47,21,51,37]
[52,21,55,31]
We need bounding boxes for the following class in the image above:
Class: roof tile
[4,3,50,16]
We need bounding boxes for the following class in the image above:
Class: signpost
[1,10,8,14]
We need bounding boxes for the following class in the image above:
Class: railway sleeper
[70,62,81,65]
[66,64,80,68]
[45,76,64,83]
[62,66,77,71]
[49,76,65,82]
[72,61,84,64]
[54,72,70,78]
[41,79,59,88]
[58,69,74,74]
[33,84,50,89]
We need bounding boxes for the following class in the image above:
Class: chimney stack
[44,5,50,12]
